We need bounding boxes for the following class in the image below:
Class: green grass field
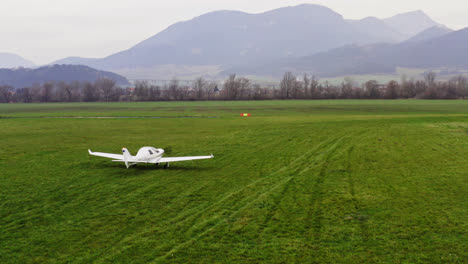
[1,100,467,263]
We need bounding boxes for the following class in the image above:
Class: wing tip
[88,149,93,154]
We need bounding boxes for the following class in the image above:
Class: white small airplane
[88,147,214,169]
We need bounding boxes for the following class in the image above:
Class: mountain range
[56,4,383,68]
[229,26,466,77]
[51,4,453,79]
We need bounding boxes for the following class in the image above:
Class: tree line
[1,72,467,103]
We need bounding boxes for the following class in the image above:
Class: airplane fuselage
[131,147,165,162]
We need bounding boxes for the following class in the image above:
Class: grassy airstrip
[0,100,467,263]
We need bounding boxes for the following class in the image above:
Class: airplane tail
[122,147,132,169]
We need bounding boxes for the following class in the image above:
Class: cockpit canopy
[137,147,164,157]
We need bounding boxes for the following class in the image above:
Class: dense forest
[1,72,467,103]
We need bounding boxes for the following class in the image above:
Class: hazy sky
[2,0,467,64]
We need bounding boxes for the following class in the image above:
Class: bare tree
[148,85,161,101]
[96,78,116,102]
[452,75,468,99]
[0,85,13,103]
[400,76,416,98]
[30,84,42,102]
[291,80,302,99]
[223,74,240,100]
[205,82,218,100]
[18,87,33,103]
[83,82,97,102]
[179,85,191,101]
[42,82,54,102]
[385,81,400,99]
[193,77,207,100]
[302,74,310,98]
[134,81,150,101]
[70,81,81,102]
[238,77,251,100]
[439,81,457,99]
[280,72,296,99]
[309,75,319,99]
[57,81,74,102]
[364,80,380,99]
[424,71,437,88]
[167,79,180,101]
[340,77,355,99]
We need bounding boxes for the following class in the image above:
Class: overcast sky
[2,0,467,64]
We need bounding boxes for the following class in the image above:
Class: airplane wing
[88,149,123,160]
[158,154,214,163]
[111,160,150,163]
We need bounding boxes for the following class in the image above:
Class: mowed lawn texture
[0,101,467,263]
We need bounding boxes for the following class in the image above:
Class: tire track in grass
[150,175,298,263]
[299,128,367,262]
[258,133,355,240]
[149,132,361,262]
[141,137,315,244]
[161,126,302,219]
[258,176,295,232]
[97,133,331,261]
[236,136,329,234]
[158,134,339,227]
[347,146,357,202]
[304,135,352,246]
[97,131,351,262]
[161,131,308,224]
[345,145,369,243]
[146,133,354,262]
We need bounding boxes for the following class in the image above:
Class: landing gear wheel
[164,163,169,169]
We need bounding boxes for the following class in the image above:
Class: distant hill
[52,57,99,66]
[226,43,395,77]
[0,53,35,68]
[383,10,443,39]
[0,64,130,88]
[347,17,406,43]
[229,28,468,78]
[405,26,452,43]
[390,27,468,68]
